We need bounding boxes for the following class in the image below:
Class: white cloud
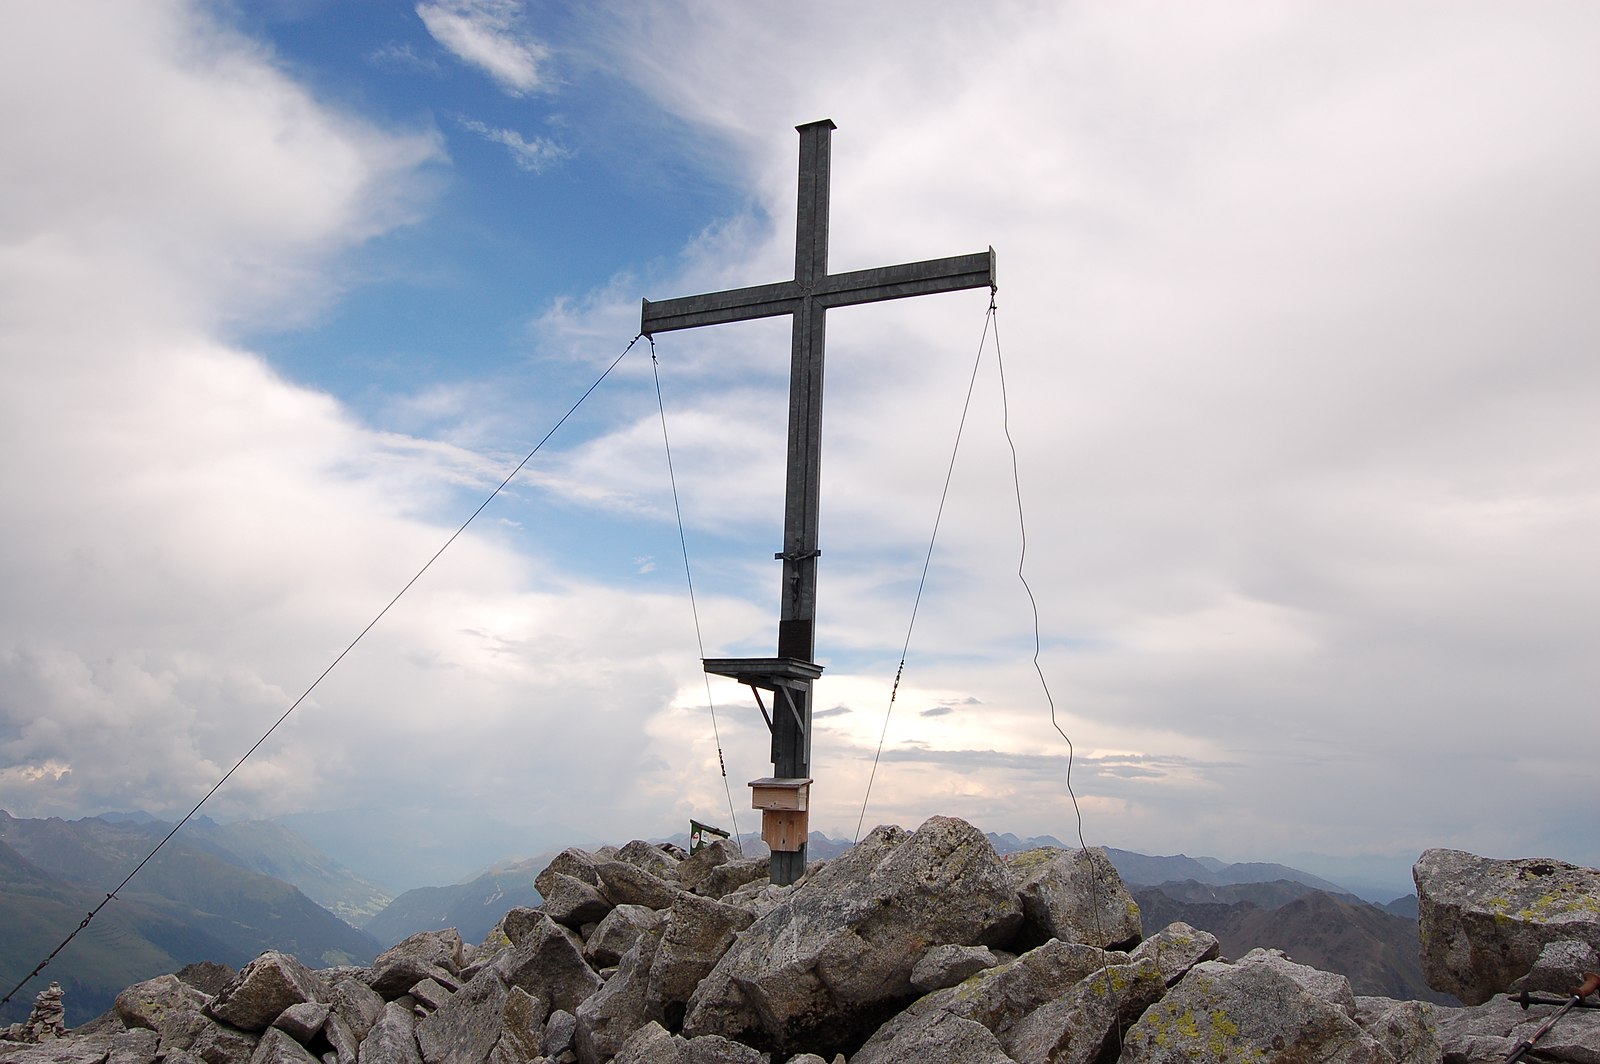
[368,41,442,74]
[0,1,441,335]
[417,0,547,95]
[562,1,1600,874]
[0,1,710,844]
[457,116,568,172]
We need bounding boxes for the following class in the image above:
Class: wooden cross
[641,119,995,884]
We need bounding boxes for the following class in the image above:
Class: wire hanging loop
[990,302,1112,956]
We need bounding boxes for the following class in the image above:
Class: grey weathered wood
[702,658,824,691]
[642,119,995,885]
[639,251,996,333]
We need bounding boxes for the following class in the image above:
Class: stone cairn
[2,982,68,1044]
[2,816,1597,1063]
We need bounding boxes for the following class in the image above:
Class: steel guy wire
[0,333,644,1011]
[650,338,745,856]
[854,294,997,843]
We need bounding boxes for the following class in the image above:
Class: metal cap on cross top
[642,119,996,885]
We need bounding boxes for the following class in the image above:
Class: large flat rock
[682,816,1023,1058]
[1007,846,1142,950]
[1122,951,1390,1064]
[1414,848,1600,1005]
[206,952,322,1033]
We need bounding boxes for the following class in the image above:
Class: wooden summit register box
[701,656,822,859]
[748,777,812,853]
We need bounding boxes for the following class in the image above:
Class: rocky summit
[3,815,1597,1064]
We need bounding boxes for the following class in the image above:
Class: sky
[1,0,1596,901]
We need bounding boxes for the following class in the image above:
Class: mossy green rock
[1122,953,1388,1063]
[113,974,207,1036]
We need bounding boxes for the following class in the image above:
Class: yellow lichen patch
[1133,999,1185,1049]
[949,965,1000,1002]
[1084,965,1132,999]
[1127,988,1270,1063]
[1517,884,1600,921]
[1006,848,1062,871]
[1207,1009,1257,1060]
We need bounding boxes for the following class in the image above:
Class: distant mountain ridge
[173,816,393,925]
[977,835,1352,897]
[270,807,605,894]
[984,831,1071,854]
[1102,846,1347,894]
[1131,882,1450,1004]
[0,834,240,1026]
[362,855,552,948]
[1130,877,1345,910]
[0,811,380,1026]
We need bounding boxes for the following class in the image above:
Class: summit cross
[641,119,996,884]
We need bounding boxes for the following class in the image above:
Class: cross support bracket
[704,657,822,729]
[703,656,824,690]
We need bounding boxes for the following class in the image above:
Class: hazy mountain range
[98,812,394,925]
[361,855,551,949]
[0,811,381,1025]
[0,810,1443,1025]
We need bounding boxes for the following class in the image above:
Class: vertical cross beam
[643,120,995,884]
[778,118,831,697]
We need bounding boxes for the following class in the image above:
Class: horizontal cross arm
[641,279,802,335]
[814,248,995,310]
[640,249,995,335]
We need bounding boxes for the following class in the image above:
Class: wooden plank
[638,249,994,335]
[795,120,833,287]
[751,788,807,812]
[761,808,809,852]
[749,777,812,812]
[702,657,825,689]
[640,281,800,335]
[814,249,995,308]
